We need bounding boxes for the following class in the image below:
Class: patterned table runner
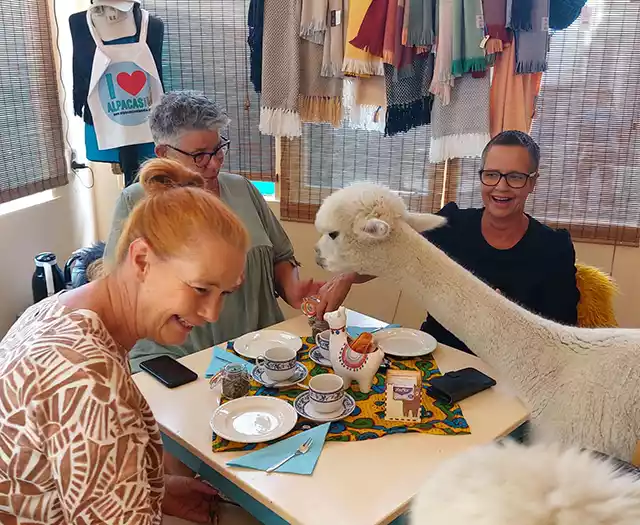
[212,338,470,452]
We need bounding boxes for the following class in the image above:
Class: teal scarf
[451,0,487,77]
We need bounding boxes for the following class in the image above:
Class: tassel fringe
[321,63,344,78]
[406,30,434,47]
[384,95,433,137]
[516,60,548,74]
[299,96,343,127]
[342,57,384,76]
[259,107,302,138]
[429,132,490,163]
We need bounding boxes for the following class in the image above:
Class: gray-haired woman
[104,90,323,371]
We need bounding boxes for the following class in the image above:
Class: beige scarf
[321,0,346,77]
[300,0,327,43]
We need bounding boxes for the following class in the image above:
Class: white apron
[86,9,163,150]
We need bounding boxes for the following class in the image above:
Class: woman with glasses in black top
[421,130,580,354]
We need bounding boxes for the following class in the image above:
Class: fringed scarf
[510,0,550,73]
[490,42,542,137]
[429,73,491,162]
[407,0,435,47]
[430,0,455,105]
[482,0,510,42]
[321,0,346,77]
[259,0,301,137]
[508,0,534,30]
[299,38,343,127]
[343,0,385,76]
[343,77,387,131]
[247,0,264,93]
[301,0,327,44]
[451,0,487,77]
[382,0,402,65]
[384,51,434,136]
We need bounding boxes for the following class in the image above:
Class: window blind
[0,0,67,203]
[141,0,275,181]
[456,0,640,245]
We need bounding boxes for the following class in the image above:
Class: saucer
[251,362,308,388]
[234,330,302,359]
[309,346,332,367]
[293,391,356,422]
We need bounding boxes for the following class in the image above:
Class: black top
[69,5,164,125]
[421,203,580,355]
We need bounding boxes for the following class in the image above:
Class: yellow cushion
[575,263,618,328]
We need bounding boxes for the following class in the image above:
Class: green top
[104,173,294,372]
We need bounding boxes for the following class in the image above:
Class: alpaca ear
[356,218,391,239]
[406,212,446,233]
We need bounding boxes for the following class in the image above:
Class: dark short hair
[481,130,540,173]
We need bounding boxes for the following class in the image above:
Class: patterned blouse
[0,296,164,524]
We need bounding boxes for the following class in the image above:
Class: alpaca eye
[328,231,339,240]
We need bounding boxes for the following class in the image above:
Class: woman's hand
[315,273,357,320]
[287,277,325,309]
[162,475,219,524]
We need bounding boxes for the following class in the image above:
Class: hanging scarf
[430,0,455,104]
[299,38,343,127]
[407,0,435,47]
[490,42,542,137]
[429,74,491,162]
[402,0,411,45]
[350,0,389,59]
[382,0,401,65]
[259,0,301,137]
[343,78,387,131]
[508,0,534,30]
[247,0,264,93]
[510,0,550,73]
[343,0,385,75]
[321,0,346,77]
[451,0,487,77]
[301,0,327,44]
[385,51,434,136]
[482,0,510,42]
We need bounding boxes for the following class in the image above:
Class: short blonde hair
[115,158,249,264]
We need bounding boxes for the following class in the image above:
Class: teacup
[309,374,344,414]
[256,346,297,382]
[315,329,331,359]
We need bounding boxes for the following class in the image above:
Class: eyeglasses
[166,137,230,168]
[478,169,536,189]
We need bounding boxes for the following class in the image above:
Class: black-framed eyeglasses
[478,169,536,189]
[166,137,230,168]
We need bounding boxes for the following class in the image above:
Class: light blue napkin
[347,324,401,339]
[205,347,254,378]
[226,423,331,475]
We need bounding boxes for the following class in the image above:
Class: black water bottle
[32,252,65,304]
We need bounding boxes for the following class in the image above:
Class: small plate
[373,328,437,358]
[210,396,298,443]
[309,346,332,367]
[234,330,303,360]
[293,391,356,422]
[251,362,308,388]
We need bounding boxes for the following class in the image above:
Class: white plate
[233,330,303,360]
[210,396,298,443]
[373,328,437,358]
[251,362,309,388]
[309,346,332,367]
[293,391,356,422]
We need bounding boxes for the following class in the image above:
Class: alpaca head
[315,183,446,274]
[324,306,347,329]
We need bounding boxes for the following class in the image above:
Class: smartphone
[139,355,198,388]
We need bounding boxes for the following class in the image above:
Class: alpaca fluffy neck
[370,226,567,401]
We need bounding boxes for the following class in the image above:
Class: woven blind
[0,1,67,203]
[281,124,443,223]
[141,0,275,181]
[456,0,640,245]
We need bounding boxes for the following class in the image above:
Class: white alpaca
[410,441,640,525]
[314,183,640,461]
[324,306,384,394]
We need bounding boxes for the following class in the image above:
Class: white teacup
[256,346,297,382]
[309,374,344,414]
[315,329,331,359]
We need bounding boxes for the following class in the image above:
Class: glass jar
[219,363,250,399]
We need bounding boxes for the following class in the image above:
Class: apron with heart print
[86,9,163,150]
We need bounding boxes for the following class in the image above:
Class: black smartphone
[427,367,496,404]
[139,355,198,388]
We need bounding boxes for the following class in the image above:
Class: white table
[134,311,529,525]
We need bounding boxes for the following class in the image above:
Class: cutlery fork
[266,437,313,473]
